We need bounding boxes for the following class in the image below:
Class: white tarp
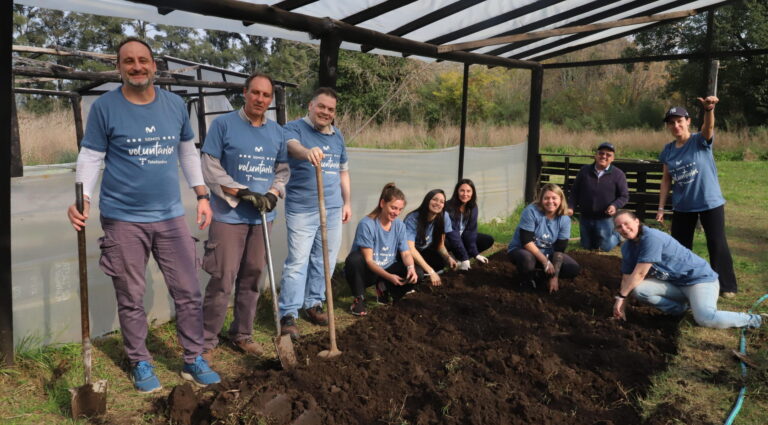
[11,143,525,347]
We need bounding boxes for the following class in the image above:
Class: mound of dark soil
[161,252,684,425]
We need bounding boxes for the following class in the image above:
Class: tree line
[12,1,767,131]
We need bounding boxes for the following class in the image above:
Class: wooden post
[318,32,341,89]
[10,96,22,178]
[458,63,469,181]
[274,84,287,125]
[525,67,543,203]
[563,156,571,196]
[196,68,207,148]
[698,10,716,130]
[71,95,84,149]
[2,0,14,366]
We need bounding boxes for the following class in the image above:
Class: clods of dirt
[161,252,686,425]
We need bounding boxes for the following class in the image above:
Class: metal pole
[274,85,287,125]
[525,67,544,203]
[699,10,715,130]
[196,67,207,148]
[1,0,15,366]
[458,63,469,181]
[318,33,341,89]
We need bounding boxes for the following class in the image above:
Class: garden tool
[260,210,297,369]
[315,165,342,360]
[70,182,107,418]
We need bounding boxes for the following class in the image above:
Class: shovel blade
[274,335,297,369]
[70,379,107,418]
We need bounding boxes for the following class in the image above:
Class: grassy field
[16,108,768,165]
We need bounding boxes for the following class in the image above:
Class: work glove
[236,188,273,212]
[475,254,489,264]
[458,260,471,271]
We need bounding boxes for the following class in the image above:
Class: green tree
[626,0,768,128]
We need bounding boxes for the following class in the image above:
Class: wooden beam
[13,44,116,61]
[13,67,250,89]
[540,48,768,69]
[438,9,697,53]
[525,67,543,204]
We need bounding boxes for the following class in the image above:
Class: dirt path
[150,252,694,425]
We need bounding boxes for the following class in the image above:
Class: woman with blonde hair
[344,183,419,316]
[507,184,580,293]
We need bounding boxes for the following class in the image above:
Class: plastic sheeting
[11,143,525,347]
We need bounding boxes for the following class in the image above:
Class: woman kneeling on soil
[507,183,580,293]
[344,183,419,316]
[612,210,763,328]
[445,179,495,271]
[404,189,458,287]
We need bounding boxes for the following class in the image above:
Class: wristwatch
[197,193,210,201]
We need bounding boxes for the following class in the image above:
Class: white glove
[458,260,471,271]
[475,254,488,264]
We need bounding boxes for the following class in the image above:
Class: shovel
[260,210,297,369]
[70,182,107,418]
[314,166,342,359]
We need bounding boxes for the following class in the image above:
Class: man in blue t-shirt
[199,73,288,364]
[277,87,351,339]
[66,38,220,393]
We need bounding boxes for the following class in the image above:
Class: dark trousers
[343,250,421,301]
[419,246,446,271]
[201,220,268,351]
[446,232,495,260]
[671,205,737,293]
[507,249,580,280]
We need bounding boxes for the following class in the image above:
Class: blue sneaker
[180,355,221,387]
[132,361,162,393]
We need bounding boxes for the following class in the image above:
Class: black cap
[597,142,615,152]
[663,106,689,122]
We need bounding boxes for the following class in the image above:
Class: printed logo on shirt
[145,125,156,133]
[669,161,699,186]
[675,160,682,166]
[126,129,176,166]
[322,145,330,151]
[254,146,263,152]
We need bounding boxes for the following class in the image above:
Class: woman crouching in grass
[404,189,458,287]
[344,183,419,316]
[612,210,764,328]
[507,183,580,293]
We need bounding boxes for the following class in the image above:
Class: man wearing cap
[656,96,738,297]
[567,142,629,251]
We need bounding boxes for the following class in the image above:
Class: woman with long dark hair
[344,183,419,316]
[445,179,495,271]
[404,189,458,286]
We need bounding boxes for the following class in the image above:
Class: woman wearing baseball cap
[657,96,737,298]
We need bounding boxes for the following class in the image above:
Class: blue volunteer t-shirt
[507,204,571,256]
[658,132,725,212]
[202,112,287,225]
[621,226,718,285]
[350,216,410,269]
[404,211,453,250]
[81,86,194,222]
[284,118,348,213]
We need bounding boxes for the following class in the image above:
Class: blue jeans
[579,216,620,251]
[278,207,342,319]
[633,278,762,329]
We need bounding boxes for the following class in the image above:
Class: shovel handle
[75,183,92,385]
[315,166,339,354]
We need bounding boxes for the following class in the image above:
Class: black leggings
[671,205,737,292]
[418,246,447,271]
[343,250,422,301]
[507,249,580,280]
[447,232,495,260]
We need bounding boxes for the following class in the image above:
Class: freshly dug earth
[160,252,688,425]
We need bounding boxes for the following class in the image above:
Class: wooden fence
[538,154,672,222]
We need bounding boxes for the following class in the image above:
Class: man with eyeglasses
[567,142,629,251]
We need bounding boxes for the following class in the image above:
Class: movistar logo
[254,146,263,152]
[145,126,156,133]
[322,145,330,151]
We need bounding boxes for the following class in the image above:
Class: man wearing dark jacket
[567,142,629,251]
